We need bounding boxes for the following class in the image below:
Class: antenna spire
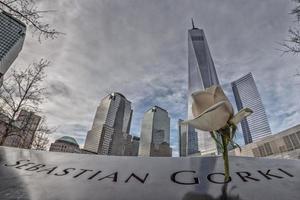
[191,18,195,29]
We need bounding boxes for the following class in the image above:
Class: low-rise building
[150,142,172,157]
[0,110,41,149]
[131,136,140,156]
[49,136,80,153]
[229,124,300,159]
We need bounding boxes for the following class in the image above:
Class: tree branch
[0,0,64,41]
[0,59,49,145]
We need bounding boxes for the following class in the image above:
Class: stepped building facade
[84,92,133,156]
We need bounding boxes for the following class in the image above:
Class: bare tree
[0,59,49,146]
[0,0,63,41]
[31,117,54,150]
[281,0,300,54]
[31,131,49,150]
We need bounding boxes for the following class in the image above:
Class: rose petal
[183,101,233,131]
[213,86,229,103]
[191,91,214,117]
[206,85,218,95]
[191,85,234,119]
[229,108,253,125]
[213,86,234,116]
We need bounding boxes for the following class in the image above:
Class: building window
[192,36,204,41]
[252,147,260,157]
[258,145,266,157]
[283,136,293,151]
[264,143,273,155]
[279,146,285,153]
[289,133,300,149]
[296,131,300,141]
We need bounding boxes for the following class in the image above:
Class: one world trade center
[179,21,220,156]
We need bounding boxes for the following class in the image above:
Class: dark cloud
[48,80,72,97]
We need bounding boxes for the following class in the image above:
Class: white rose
[183,85,233,131]
[183,85,253,131]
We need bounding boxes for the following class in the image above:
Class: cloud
[9,0,300,156]
[48,80,72,97]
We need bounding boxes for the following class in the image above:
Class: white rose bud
[183,85,234,131]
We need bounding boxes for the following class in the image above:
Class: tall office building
[179,21,220,156]
[231,73,272,144]
[84,92,133,155]
[178,119,199,156]
[0,11,26,86]
[139,106,172,157]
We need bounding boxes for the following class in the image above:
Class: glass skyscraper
[222,83,245,146]
[84,92,133,155]
[231,73,272,144]
[179,24,220,156]
[139,106,172,157]
[0,11,26,86]
[178,119,199,156]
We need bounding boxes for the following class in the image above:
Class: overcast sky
[11,0,300,156]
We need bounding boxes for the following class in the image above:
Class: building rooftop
[231,72,253,84]
[56,136,79,146]
[147,105,168,113]
[104,92,127,100]
[112,92,125,98]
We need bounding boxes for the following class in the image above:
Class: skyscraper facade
[83,92,133,155]
[231,73,272,144]
[139,106,172,157]
[179,24,220,156]
[178,119,199,156]
[0,11,26,86]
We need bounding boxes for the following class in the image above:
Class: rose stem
[221,133,230,182]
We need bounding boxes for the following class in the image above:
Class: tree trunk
[0,124,10,145]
